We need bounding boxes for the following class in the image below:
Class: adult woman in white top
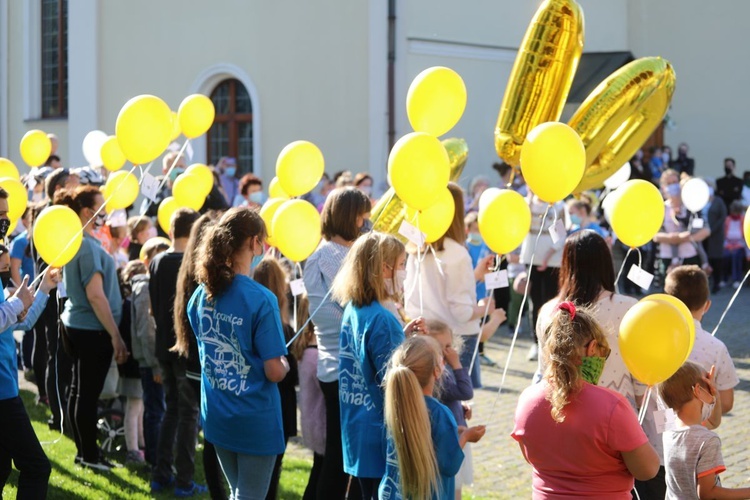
[520,193,565,361]
[405,183,496,387]
[533,230,641,410]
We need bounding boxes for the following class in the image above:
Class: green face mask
[580,356,606,385]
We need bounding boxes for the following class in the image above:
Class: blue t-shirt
[9,231,34,280]
[467,240,491,299]
[61,233,122,330]
[187,274,288,456]
[379,396,465,500]
[339,301,405,478]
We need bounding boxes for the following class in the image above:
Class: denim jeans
[139,367,165,466]
[0,396,51,499]
[152,358,199,489]
[215,446,276,500]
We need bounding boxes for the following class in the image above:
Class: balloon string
[139,140,191,217]
[293,263,302,332]
[711,268,750,337]
[638,386,652,425]
[614,247,634,292]
[486,203,551,423]
[30,164,141,290]
[416,211,424,316]
[467,254,502,377]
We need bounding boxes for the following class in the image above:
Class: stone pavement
[285,285,750,498]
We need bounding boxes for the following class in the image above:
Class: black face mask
[0,271,11,289]
[725,167,734,176]
[0,219,10,240]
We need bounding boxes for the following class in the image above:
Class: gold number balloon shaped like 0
[494,0,584,167]
[372,138,468,237]
[570,57,676,193]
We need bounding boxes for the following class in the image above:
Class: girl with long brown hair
[380,335,484,499]
[186,207,289,498]
[512,303,659,498]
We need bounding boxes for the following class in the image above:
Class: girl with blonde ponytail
[380,336,485,499]
[511,302,660,498]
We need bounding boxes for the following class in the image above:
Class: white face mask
[145,226,158,240]
[385,269,406,296]
[697,386,715,422]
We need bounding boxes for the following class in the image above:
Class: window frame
[206,78,253,173]
[40,0,68,118]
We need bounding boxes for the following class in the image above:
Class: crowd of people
[1,139,748,500]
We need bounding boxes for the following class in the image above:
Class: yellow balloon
[100,135,127,172]
[173,173,208,211]
[276,141,325,197]
[520,122,585,203]
[157,197,179,234]
[178,94,215,139]
[609,180,664,248]
[407,67,466,137]
[185,163,214,191]
[170,111,181,141]
[20,130,52,167]
[744,205,750,249]
[641,294,696,363]
[570,58,676,192]
[388,132,450,212]
[0,177,28,221]
[478,189,531,255]
[116,95,172,165]
[372,138,468,237]
[268,177,290,200]
[495,0,584,166]
[33,205,83,267]
[405,188,455,243]
[102,171,139,210]
[619,299,690,386]
[272,200,321,262]
[0,158,20,180]
[259,198,287,247]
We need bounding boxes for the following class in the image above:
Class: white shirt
[535,292,642,410]
[659,202,698,260]
[404,238,480,337]
[520,199,565,267]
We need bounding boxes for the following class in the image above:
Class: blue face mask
[169,167,185,182]
[248,191,264,204]
[360,218,373,234]
[225,167,236,177]
[569,214,582,226]
[251,254,263,271]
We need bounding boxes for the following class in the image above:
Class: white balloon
[601,188,621,224]
[603,162,632,190]
[478,187,502,213]
[82,130,108,167]
[681,178,710,213]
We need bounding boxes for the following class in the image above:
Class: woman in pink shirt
[512,303,659,498]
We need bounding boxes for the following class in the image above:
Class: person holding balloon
[54,185,128,471]
[302,186,371,500]
[404,183,497,388]
[512,303,660,498]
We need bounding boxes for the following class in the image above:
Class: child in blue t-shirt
[379,335,485,500]
[332,232,423,498]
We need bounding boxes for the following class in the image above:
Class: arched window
[41,0,68,118]
[206,79,253,173]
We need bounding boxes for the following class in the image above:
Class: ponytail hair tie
[555,301,576,320]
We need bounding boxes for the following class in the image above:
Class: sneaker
[80,457,116,472]
[174,482,208,498]
[125,450,146,465]
[150,476,175,493]
[479,354,497,367]
[526,343,539,361]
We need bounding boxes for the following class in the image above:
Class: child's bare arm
[697,473,750,499]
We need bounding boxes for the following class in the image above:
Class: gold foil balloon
[494,0,584,166]
[570,57,676,192]
[372,138,468,236]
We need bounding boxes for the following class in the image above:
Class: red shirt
[512,382,648,499]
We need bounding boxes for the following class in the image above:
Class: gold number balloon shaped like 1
[494,0,584,167]
[570,57,676,193]
[372,138,468,237]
